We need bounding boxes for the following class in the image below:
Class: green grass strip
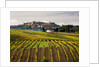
[33,41,39,48]
[45,41,49,47]
[54,41,60,47]
[39,41,44,48]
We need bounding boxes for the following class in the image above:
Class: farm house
[46,30,54,32]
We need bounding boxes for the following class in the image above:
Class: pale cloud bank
[10,11,79,25]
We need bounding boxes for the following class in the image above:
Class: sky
[10,11,79,25]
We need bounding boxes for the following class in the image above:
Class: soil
[44,47,51,62]
[64,46,74,62]
[11,50,22,62]
[72,50,79,62]
[20,49,28,62]
[10,42,78,62]
[37,48,43,62]
[51,46,59,62]
[58,47,67,62]
[28,48,36,62]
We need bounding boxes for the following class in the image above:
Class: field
[10,29,79,62]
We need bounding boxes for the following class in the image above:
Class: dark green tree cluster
[54,25,79,33]
[43,27,46,32]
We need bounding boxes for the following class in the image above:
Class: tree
[54,25,79,33]
[43,27,46,32]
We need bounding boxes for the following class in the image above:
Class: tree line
[54,25,79,33]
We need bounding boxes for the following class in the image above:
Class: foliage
[54,25,79,33]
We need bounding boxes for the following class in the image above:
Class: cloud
[10,19,18,25]
[10,11,79,25]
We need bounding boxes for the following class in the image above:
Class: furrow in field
[36,40,42,62]
[10,41,18,46]
[10,41,15,46]
[51,40,59,62]
[47,40,53,62]
[29,48,36,62]
[62,41,79,62]
[19,40,33,62]
[10,41,18,50]
[59,41,74,62]
[28,40,38,62]
[11,40,32,62]
[10,40,27,61]
[10,41,23,51]
[55,40,68,62]
[62,41,77,62]
[43,40,51,62]
[72,41,79,46]
[26,40,37,62]
[43,39,45,61]
[67,41,79,54]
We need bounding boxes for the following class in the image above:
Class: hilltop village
[10,21,60,32]
[10,21,79,33]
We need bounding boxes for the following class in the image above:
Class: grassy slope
[10,29,79,41]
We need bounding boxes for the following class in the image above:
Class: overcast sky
[10,11,79,25]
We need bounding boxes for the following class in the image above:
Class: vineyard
[10,29,79,62]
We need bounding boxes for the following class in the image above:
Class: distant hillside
[10,21,79,33]
[10,21,60,31]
